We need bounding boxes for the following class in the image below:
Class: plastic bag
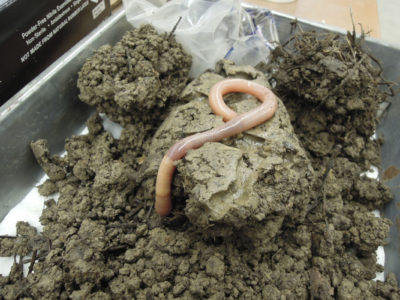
[225,7,279,67]
[123,0,279,77]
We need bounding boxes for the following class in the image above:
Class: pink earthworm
[155,79,278,216]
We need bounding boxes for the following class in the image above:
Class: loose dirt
[0,25,399,299]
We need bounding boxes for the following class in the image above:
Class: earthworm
[155,79,278,216]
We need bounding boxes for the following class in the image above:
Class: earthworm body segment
[155,79,279,216]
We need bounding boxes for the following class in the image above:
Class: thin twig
[22,254,47,264]
[28,250,37,275]
[168,16,182,40]
[350,8,356,40]
[312,54,368,112]
[125,48,133,74]
[103,245,127,253]
[18,255,24,280]
[145,203,153,220]
[125,203,144,219]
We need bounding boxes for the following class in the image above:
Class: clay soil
[0,25,399,299]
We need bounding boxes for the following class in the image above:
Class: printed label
[92,0,105,19]
[0,0,111,104]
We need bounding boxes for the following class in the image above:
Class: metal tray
[1,7,399,279]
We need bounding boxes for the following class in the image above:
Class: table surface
[243,0,380,38]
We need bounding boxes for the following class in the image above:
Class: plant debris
[1,24,399,300]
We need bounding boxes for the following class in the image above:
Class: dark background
[0,0,111,105]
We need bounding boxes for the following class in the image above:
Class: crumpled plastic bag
[123,0,279,77]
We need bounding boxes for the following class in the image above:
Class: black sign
[0,0,111,105]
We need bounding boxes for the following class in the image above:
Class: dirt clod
[77,24,192,139]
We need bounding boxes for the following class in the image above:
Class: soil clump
[0,25,399,300]
[77,24,192,146]
[139,60,314,238]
